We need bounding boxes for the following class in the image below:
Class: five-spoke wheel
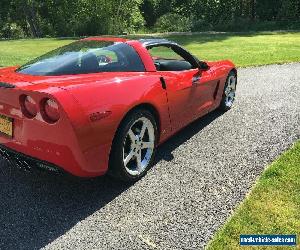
[123,117,155,176]
[109,109,157,182]
[219,71,237,111]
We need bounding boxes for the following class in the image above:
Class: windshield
[17,40,145,76]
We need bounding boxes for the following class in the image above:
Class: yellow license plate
[0,114,13,137]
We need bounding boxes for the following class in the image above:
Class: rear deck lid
[0,67,36,88]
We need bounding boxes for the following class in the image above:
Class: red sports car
[0,37,237,181]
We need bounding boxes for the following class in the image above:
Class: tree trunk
[22,1,41,37]
[250,0,256,21]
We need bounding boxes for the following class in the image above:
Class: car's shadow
[0,110,223,250]
[155,110,223,163]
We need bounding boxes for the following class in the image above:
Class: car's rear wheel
[219,71,237,111]
[109,109,158,182]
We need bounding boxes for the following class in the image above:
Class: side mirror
[199,61,210,70]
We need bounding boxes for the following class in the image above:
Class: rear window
[17,41,145,76]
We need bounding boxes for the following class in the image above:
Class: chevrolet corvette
[0,37,237,181]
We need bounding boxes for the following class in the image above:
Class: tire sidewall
[109,109,158,182]
[220,71,237,111]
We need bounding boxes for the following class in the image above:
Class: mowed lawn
[208,140,300,250]
[0,31,300,67]
[169,31,300,67]
[0,38,74,67]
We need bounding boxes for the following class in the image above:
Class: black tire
[219,71,237,111]
[108,108,158,182]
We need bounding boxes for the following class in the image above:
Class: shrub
[213,19,300,32]
[191,19,213,32]
[154,13,192,32]
[1,23,25,39]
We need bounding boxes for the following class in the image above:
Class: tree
[1,0,300,38]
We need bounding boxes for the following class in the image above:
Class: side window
[79,49,118,70]
[148,46,184,61]
[148,45,193,72]
[78,43,145,74]
[17,41,145,76]
[92,49,118,64]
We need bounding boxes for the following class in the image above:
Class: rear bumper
[0,144,63,174]
[0,141,110,177]
[0,86,111,177]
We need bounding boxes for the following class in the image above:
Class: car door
[147,44,217,132]
[148,45,198,132]
[159,70,197,132]
[189,65,220,118]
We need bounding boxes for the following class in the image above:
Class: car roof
[81,37,129,43]
[139,38,178,47]
[82,36,178,47]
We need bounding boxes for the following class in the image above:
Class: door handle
[160,77,167,89]
[192,76,201,84]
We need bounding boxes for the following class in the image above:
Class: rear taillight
[20,95,60,123]
[41,98,60,123]
[20,95,38,118]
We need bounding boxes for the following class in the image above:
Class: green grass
[0,38,74,67]
[166,31,300,67]
[0,31,300,67]
[207,140,300,250]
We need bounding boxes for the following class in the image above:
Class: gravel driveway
[1,63,300,250]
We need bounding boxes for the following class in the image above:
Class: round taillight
[20,95,37,118]
[41,98,60,123]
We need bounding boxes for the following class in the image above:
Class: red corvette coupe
[0,37,237,181]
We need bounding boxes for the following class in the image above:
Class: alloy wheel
[122,117,155,176]
[224,75,237,107]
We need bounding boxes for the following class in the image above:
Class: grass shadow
[164,31,300,47]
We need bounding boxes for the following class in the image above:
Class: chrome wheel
[224,75,237,107]
[122,117,155,176]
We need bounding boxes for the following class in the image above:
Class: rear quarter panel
[0,85,94,176]
[63,72,171,173]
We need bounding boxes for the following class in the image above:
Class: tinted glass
[17,41,145,76]
[148,45,193,71]
[149,46,184,60]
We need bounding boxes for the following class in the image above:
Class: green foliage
[0,0,300,37]
[155,13,192,32]
[0,0,145,38]
[0,22,25,39]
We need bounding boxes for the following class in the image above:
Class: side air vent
[0,82,15,88]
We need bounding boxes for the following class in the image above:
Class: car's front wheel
[109,109,158,182]
[219,71,237,111]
